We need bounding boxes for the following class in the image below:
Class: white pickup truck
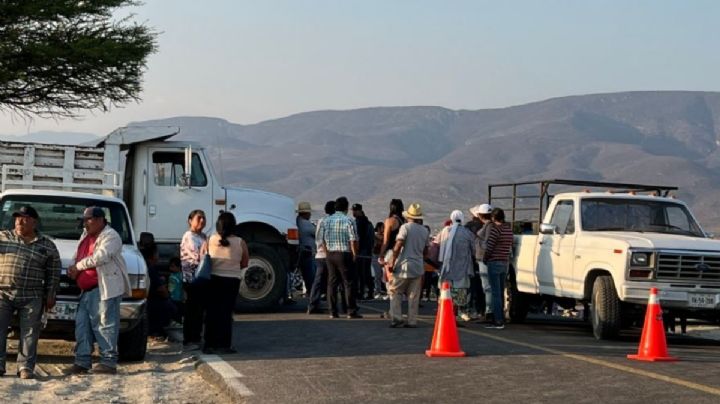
[0,126,299,313]
[0,189,149,360]
[489,179,720,340]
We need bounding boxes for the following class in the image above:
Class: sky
[1,0,719,136]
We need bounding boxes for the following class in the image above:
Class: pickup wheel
[504,270,529,323]
[236,242,286,312]
[118,314,148,362]
[590,275,621,340]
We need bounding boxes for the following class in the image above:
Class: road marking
[359,304,720,397]
[199,354,254,397]
[459,327,720,397]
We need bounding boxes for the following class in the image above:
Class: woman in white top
[204,212,249,354]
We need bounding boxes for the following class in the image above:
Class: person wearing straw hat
[387,203,429,328]
[437,209,476,323]
[295,201,316,298]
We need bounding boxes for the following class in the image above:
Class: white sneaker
[460,313,472,322]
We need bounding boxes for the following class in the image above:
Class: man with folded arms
[0,205,61,379]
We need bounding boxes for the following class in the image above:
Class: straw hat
[296,201,312,213]
[402,203,424,220]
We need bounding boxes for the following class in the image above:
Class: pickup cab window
[0,196,133,244]
[581,198,703,237]
[152,152,207,187]
[550,200,575,234]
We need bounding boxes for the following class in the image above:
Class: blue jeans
[74,288,121,369]
[0,296,43,373]
[477,261,493,314]
[298,249,316,292]
[487,261,509,324]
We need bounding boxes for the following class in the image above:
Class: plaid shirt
[0,230,61,300]
[318,213,357,252]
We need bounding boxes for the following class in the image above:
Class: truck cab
[491,179,720,340]
[101,127,299,310]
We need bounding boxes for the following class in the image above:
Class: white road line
[198,354,254,397]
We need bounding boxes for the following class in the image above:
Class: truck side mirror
[539,223,557,235]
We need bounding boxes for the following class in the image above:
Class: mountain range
[4,91,720,231]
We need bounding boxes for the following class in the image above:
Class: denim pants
[308,258,327,311]
[487,261,509,324]
[0,296,43,373]
[477,261,493,314]
[74,288,121,369]
[298,249,316,293]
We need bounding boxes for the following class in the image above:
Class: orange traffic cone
[627,287,678,362]
[426,281,466,357]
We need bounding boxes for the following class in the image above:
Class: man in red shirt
[67,206,130,375]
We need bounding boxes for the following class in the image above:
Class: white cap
[470,204,493,216]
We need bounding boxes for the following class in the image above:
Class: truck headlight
[631,252,651,267]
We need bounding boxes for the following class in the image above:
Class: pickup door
[535,199,577,295]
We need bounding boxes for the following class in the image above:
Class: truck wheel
[504,270,529,323]
[590,275,621,340]
[236,243,286,312]
[118,314,148,362]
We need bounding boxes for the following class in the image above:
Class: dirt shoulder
[0,338,230,404]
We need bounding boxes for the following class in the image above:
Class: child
[168,257,184,324]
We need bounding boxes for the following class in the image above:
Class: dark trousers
[183,282,207,345]
[308,258,327,311]
[355,256,373,299]
[326,251,358,316]
[308,258,348,313]
[204,275,241,349]
[298,249,316,292]
[148,297,177,336]
[422,271,438,299]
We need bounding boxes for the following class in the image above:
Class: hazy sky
[1,0,719,136]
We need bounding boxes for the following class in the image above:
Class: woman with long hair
[180,209,207,351]
[378,199,405,281]
[204,212,249,353]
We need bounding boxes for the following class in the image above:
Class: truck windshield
[0,195,133,244]
[580,198,704,237]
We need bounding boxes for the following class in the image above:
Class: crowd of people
[0,196,513,379]
[295,196,514,329]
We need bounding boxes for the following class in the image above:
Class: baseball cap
[12,205,39,220]
[351,203,363,211]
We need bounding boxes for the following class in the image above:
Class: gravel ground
[0,337,228,404]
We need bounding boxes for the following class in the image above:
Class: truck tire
[504,270,529,323]
[118,314,148,362]
[236,242,286,312]
[590,275,621,340]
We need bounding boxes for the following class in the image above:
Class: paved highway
[214,299,720,403]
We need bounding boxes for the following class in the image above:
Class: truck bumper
[622,283,720,311]
[36,299,146,340]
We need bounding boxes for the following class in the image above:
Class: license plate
[48,302,78,320]
[688,293,717,308]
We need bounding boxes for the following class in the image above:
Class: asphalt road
[219,298,720,404]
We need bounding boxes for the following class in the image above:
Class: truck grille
[57,274,81,297]
[656,253,720,283]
